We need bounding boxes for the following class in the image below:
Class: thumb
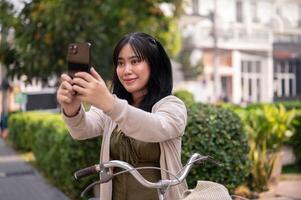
[90,67,102,81]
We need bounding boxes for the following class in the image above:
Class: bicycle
[74,153,248,200]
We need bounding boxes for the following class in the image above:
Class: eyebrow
[117,55,140,60]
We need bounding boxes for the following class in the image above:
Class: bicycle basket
[181,181,232,200]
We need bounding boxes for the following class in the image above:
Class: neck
[132,90,147,107]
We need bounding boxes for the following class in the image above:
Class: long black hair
[112,32,173,112]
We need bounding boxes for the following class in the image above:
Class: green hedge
[8,112,100,199]
[173,90,195,106]
[245,101,301,110]
[182,103,250,193]
[8,105,250,197]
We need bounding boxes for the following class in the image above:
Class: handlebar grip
[74,165,99,179]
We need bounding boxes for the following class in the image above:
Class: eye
[131,59,141,65]
[117,61,124,67]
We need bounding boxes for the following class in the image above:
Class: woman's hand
[72,67,115,112]
[57,74,81,116]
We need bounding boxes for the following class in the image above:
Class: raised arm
[62,106,106,140]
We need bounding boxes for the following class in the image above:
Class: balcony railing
[183,24,273,50]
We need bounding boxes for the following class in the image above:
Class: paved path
[0,138,70,200]
[274,180,301,200]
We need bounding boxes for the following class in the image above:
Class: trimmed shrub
[173,89,195,106]
[245,101,301,111]
[8,112,100,199]
[273,101,301,110]
[8,112,49,150]
[182,103,250,193]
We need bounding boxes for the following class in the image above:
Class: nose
[124,63,132,74]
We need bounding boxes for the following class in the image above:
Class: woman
[57,32,187,200]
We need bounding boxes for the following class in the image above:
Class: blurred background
[1,0,300,111]
[0,0,301,200]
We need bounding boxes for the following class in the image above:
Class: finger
[61,81,73,91]
[72,84,87,95]
[75,93,85,102]
[58,94,72,104]
[72,77,90,88]
[58,87,74,100]
[60,88,76,97]
[61,73,72,83]
[74,72,94,82]
[90,67,102,81]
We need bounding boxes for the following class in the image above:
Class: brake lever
[80,164,113,198]
[99,163,114,183]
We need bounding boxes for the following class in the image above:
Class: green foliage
[173,89,195,106]
[0,1,16,33]
[177,49,203,79]
[289,110,301,168]
[276,101,301,110]
[8,112,100,199]
[0,1,18,66]
[182,103,250,193]
[0,0,182,84]
[235,104,296,192]
[8,112,44,150]
[246,101,301,111]
[244,101,301,170]
[9,105,251,197]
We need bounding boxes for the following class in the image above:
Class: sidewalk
[0,138,70,200]
[258,180,301,200]
[273,179,301,200]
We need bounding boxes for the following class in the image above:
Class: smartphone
[67,42,91,78]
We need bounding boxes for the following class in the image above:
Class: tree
[177,49,203,79]
[0,1,17,70]
[0,0,182,85]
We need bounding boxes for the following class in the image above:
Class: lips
[123,77,137,85]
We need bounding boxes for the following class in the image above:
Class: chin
[123,86,136,93]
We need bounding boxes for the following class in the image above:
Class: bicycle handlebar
[74,164,100,179]
[74,153,220,189]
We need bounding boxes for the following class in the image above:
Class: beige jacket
[63,95,188,200]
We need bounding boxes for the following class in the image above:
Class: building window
[274,60,297,98]
[236,1,243,22]
[241,60,262,102]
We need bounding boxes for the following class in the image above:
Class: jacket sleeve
[62,105,106,140]
[105,96,187,142]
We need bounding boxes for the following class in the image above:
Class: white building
[178,0,301,103]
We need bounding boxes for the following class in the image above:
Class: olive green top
[110,127,161,200]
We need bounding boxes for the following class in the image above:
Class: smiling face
[116,43,150,103]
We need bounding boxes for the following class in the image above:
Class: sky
[8,0,28,13]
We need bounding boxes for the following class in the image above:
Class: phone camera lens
[70,45,78,54]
